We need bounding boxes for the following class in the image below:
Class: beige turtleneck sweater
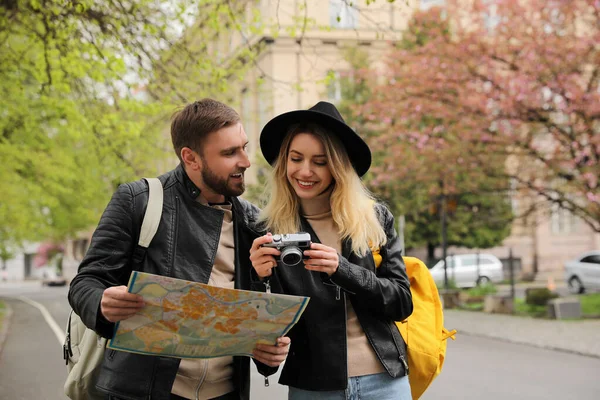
[303,209,385,378]
[172,197,235,400]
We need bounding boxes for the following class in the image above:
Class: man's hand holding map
[107,272,309,359]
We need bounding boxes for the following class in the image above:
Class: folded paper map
[107,271,309,359]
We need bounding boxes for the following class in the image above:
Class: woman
[249,101,413,400]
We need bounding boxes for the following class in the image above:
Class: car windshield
[432,258,455,269]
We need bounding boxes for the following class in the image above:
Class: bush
[436,278,458,290]
[467,283,497,297]
[525,288,559,306]
[515,298,547,318]
[461,302,484,311]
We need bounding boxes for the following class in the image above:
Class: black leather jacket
[262,203,413,391]
[68,165,273,400]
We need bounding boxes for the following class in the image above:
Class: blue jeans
[288,373,412,400]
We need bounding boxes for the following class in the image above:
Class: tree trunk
[427,242,435,265]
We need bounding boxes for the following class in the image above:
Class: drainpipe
[296,40,302,108]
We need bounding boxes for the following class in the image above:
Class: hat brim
[259,110,371,177]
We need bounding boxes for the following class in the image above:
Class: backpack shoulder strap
[131,177,163,265]
[64,177,164,363]
[138,177,163,248]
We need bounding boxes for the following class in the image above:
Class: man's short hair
[171,99,241,161]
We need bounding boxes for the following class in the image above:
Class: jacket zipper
[353,301,393,377]
[263,278,271,386]
[172,195,180,277]
[387,321,409,375]
[342,291,349,383]
[400,355,409,375]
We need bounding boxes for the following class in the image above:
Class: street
[0,283,70,400]
[1,283,598,399]
[422,334,598,400]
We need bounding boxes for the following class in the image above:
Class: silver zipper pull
[265,280,271,294]
[400,355,409,375]
[264,376,270,387]
[336,286,341,300]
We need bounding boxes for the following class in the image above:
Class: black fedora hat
[259,101,371,177]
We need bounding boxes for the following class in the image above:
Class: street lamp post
[441,188,449,291]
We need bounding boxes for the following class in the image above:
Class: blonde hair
[258,123,387,256]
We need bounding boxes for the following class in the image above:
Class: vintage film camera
[262,232,312,267]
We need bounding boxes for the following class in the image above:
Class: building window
[257,88,271,132]
[550,203,579,235]
[241,88,253,156]
[326,70,342,103]
[71,239,89,261]
[482,0,500,32]
[509,178,519,216]
[330,0,358,29]
[420,0,446,10]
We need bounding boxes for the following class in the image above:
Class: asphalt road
[1,282,598,400]
[0,283,70,400]
[422,333,599,400]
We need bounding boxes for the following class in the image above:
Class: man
[68,99,289,400]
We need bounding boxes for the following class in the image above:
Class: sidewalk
[444,309,600,358]
[0,300,13,357]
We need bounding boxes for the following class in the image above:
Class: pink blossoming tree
[362,0,600,232]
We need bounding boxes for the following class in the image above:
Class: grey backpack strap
[138,177,163,248]
[131,178,163,265]
[63,177,164,385]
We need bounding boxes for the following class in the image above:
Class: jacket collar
[175,163,202,200]
[175,163,233,205]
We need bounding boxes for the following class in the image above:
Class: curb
[454,329,600,360]
[0,299,14,358]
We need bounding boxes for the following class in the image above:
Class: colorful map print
[107,272,309,359]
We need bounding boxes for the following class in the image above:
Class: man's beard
[201,163,245,198]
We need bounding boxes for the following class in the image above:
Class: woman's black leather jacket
[261,203,413,391]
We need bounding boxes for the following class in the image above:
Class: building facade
[231,0,600,279]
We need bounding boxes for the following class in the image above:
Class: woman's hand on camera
[303,243,339,276]
[250,233,281,278]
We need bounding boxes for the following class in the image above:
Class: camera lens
[280,246,303,266]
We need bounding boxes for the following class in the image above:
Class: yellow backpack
[372,252,457,399]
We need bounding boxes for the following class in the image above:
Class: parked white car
[429,253,504,288]
[564,250,600,294]
[39,265,67,287]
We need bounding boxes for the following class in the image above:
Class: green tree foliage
[0,0,443,256]
[0,0,262,253]
[242,153,271,209]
